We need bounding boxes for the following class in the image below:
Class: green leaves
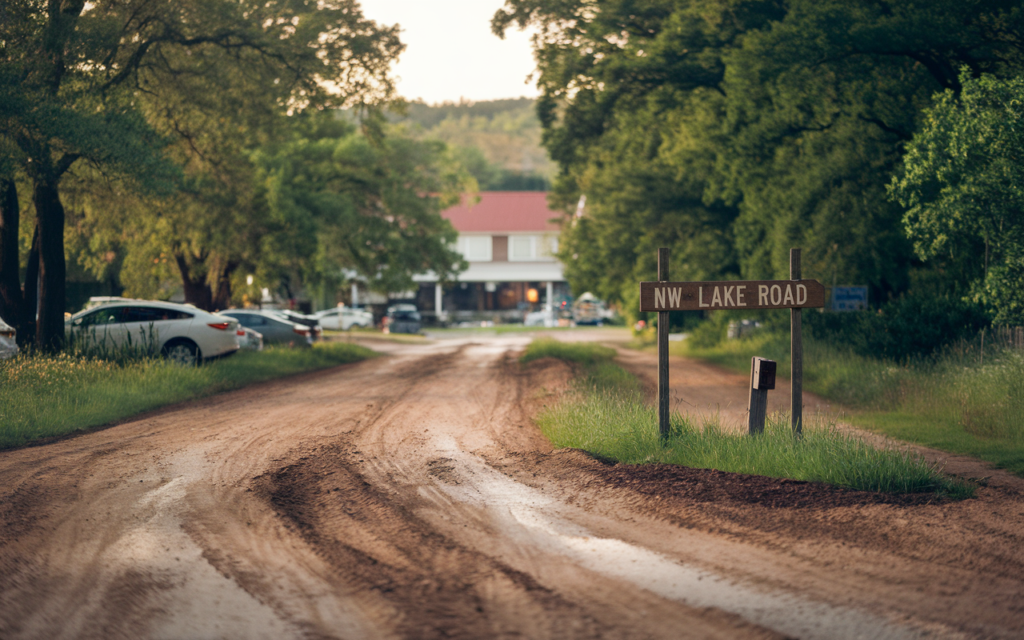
[496,0,1024,315]
[252,116,468,295]
[892,72,1024,323]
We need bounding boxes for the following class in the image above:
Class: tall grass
[530,340,972,497]
[522,338,641,395]
[0,342,376,449]
[679,329,1024,475]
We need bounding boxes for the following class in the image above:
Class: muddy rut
[1,334,1023,639]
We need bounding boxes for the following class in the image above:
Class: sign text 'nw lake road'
[639,280,826,312]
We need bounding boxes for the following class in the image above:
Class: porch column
[435,283,444,321]
[545,281,554,313]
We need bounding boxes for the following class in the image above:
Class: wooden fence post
[658,247,670,441]
[790,248,803,436]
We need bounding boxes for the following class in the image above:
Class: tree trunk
[175,253,214,311]
[33,178,66,352]
[212,261,239,311]
[23,226,40,344]
[0,179,26,336]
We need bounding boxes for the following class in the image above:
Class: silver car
[220,310,313,347]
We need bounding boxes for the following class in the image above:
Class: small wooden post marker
[790,248,803,436]
[747,357,776,435]
[657,247,670,441]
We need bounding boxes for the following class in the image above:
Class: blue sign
[832,286,867,311]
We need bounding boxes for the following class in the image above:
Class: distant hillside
[389,98,554,191]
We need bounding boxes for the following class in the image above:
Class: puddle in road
[102,477,296,640]
[430,439,958,640]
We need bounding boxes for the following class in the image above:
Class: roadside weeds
[0,342,377,449]
[524,338,973,498]
[679,333,1024,477]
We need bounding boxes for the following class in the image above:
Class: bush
[806,294,990,361]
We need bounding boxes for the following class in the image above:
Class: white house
[413,191,569,320]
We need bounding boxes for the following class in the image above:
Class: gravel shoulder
[1,333,1022,639]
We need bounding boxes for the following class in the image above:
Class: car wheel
[163,339,201,366]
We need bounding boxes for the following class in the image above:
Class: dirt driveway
[1,332,1022,639]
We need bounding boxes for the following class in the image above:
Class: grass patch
[522,337,640,394]
[679,331,1024,476]
[530,340,972,498]
[429,325,617,335]
[0,342,376,449]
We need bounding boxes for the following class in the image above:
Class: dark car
[269,310,323,341]
[385,304,421,334]
[220,310,313,347]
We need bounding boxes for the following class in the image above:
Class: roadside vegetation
[680,324,1024,477]
[0,342,376,449]
[524,339,972,498]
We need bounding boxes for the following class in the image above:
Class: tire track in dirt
[257,340,783,640]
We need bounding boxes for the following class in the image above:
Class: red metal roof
[441,192,562,233]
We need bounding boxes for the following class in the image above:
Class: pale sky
[357,0,539,104]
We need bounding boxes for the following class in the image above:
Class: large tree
[68,114,470,308]
[892,72,1024,324]
[493,0,1024,311]
[1,0,400,348]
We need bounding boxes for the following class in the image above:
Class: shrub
[806,294,990,361]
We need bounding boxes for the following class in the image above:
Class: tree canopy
[494,0,1024,319]
[1,0,470,346]
[892,72,1024,324]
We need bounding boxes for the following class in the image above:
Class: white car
[65,300,240,365]
[315,306,373,331]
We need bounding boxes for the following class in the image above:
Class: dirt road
[2,333,1023,639]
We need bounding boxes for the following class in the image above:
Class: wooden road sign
[639,279,825,312]
[641,249,825,439]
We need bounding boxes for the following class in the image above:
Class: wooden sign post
[640,248,825,437]
[658,248,670,440]
[790,248,803,435]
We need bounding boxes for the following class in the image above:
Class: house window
[459,235,492,261]
[510,236,536,261]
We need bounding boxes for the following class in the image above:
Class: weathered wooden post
[790,248,803,436]
[658,247,670,441]
[747,357,776,435]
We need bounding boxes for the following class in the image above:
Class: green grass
[679,331,1024,476]
[428,324,615,335]
[522,337,641,395]
[0,342,377,449]
[528,340,972,497]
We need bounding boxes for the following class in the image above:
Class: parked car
[315,306,374,331]
[237,326,264,351]
[0,315,17,360]
[384,304,421,334]
[524,309,557,328]
[65,300,239,365]
[220,310,313,347]
[572,292,608,326]
[268,309,323,341]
